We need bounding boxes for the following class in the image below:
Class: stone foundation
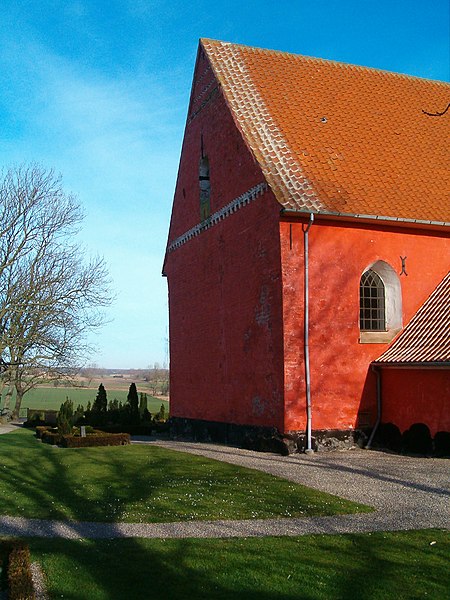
[169,417,368,455]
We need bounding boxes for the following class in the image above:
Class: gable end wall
[165,50,285,431]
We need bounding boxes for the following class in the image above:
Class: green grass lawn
[0,430,446,599]
[0,429,369,523]
[1,386,168,415]
[25,529,449,599]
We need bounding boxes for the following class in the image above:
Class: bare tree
[0,165,113,417]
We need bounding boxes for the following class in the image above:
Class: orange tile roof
[374,272,450,365]
[201,39,450,226]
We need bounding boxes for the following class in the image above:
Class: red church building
[163,40,449,453]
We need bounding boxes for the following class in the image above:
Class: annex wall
[381,368,450,436]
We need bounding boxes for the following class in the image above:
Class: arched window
[199,157,210,221]
[360,270,385,331]
[359,260,402,343]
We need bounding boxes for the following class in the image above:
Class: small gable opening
[199,156,211,221]
[359,260,402,343]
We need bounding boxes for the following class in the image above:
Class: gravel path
[0,428,447,539]
[0,421,22,434]
[142,439,449,525]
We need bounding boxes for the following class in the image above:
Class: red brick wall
[281,217,450,434]
[164,50,285,430]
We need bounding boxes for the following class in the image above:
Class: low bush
[38,426,130,447]
[132,423,154,436]
[402,423,432,455]
[41,430,63,446]
[97,423,153,436]
[23,418,47,428]
[434,431,450,457]
[35,426,52,439]
[7,542,34,600]
[153,421,170,434]
[61,433,130,448]
[71,425,96,436]
[372,422,402,451]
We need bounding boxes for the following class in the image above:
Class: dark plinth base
[169,417,368,455]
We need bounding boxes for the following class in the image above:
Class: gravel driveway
[138,439,449,531]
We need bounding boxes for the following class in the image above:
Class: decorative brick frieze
[188,63,219,124]
[167,182,268,253]
[187,86,219,124]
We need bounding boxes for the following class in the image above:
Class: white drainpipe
[303,213,314,454]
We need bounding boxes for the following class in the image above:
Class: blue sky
[0,1,448,368]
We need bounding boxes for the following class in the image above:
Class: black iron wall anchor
[400,256,408,276]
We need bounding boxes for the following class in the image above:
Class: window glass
[199,157,210,220]
[360,270,386,331]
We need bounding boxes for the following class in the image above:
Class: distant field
[1,386,168,415]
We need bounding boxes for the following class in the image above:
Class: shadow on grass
[0,429,180,526]
[29,537,281,600]
[26,530,450,600]
[0,430,448,598]
[0,429,366,529]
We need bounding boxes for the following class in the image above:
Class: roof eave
[372,361,450,368]
[280,208,450,230]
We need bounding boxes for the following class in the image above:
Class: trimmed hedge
[35,426,52,439]
[37,427,130,447]
[7,543,35,600]
[61,433,131,448]
[40,430,63,446]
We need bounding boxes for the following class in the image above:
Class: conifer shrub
[74,383,158,434]
[73,404,85,424]
[154,403,166,423]
[92,383,108,413]
[142,408,152,422]
[57,398,75,434]
[126,383,140,426]
[139,392,148,417]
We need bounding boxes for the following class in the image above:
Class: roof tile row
[201,39,450,225]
